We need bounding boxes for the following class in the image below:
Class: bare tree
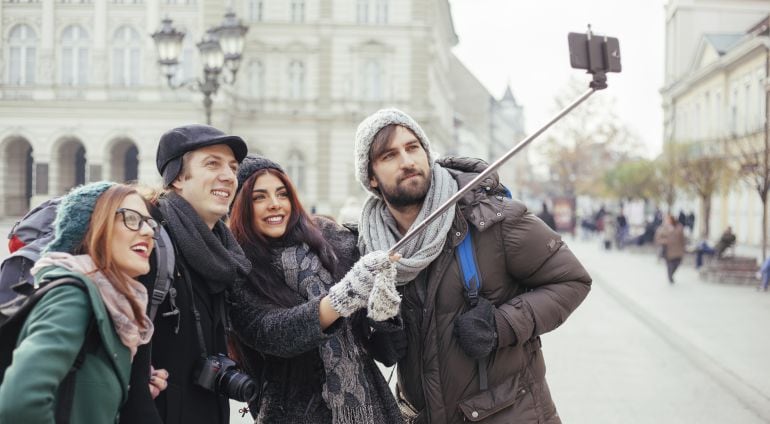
[726,129,769,260]
[539,78,641,197]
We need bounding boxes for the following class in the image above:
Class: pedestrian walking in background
[654,214,686,284]
[227,155,403,423]
[757,256,770,292]
[354,108,592,423]
[0,183,157,423]
[537,201,557,231]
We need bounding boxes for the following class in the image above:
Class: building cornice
[662,35,770,98]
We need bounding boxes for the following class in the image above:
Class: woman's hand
[148,366,169,399]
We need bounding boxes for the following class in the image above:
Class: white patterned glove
[367,264,400,321]
[328,251,391,317]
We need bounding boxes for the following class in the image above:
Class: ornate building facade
[0,0,462,217]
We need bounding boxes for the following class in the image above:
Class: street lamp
[151,11,248,124]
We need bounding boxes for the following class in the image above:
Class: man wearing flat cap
[121,124,252,424]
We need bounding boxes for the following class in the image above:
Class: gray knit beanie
[354,108,433,197]
[45,181,116,254]
[235,154,286,199]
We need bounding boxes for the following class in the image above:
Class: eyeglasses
[116,208,159,233]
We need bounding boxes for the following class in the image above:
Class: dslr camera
[194,353,259,403]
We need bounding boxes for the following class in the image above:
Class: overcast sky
[449,0,667,158]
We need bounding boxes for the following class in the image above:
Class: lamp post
[151,11,248,125]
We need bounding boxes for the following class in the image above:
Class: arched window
[61,25,90,86]
[248,60,264,98]
[248,0,263,22]
[363,59,382,100]
[357,0,369,23]
[375,0,388,24]
[286,151,305,189]
[8,24,36,85]
[288,60,305,99]
[172,35,196,85]
[112,26,142,87]
[290,0,305,22]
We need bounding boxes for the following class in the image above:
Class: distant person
[686,211,695,233]
[616,210,628,249]
[757,256,770,292]
[678,210,687,227]
[694,240,715,269]
[714,226,736,258]
[537,201,557,231]
[603,213,615,250]
[655,214,686,284]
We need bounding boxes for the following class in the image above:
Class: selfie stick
[389,29,616,255]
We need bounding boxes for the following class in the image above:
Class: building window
[744,81,751,134]
[61,25,89,86]
[112,26,142,87]
[290,0,305,22]
[248,60,264,98]
[8,24,36,86]
[357,0,369,23]
[288,60,304,99]
[248,0,263,22]
[286,151,305,189]
[363,59,382,100]
[375,0,388,23]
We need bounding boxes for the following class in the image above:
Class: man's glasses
[116,208,159,233]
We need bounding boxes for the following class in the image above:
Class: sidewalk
[543,237,770,423]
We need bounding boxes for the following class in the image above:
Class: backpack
[0,276,98,424]
[1,196,176,323]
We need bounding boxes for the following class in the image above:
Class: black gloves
[453,297,499,360]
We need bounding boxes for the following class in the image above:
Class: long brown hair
[229,168,337,306]
[74,184,148,329]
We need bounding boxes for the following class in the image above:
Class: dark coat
[228,217,402,423]
[395,158,592,424]
[122,209,232,424]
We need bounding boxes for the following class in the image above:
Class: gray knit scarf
[158,192,251,294]
[358,163,458,283]
[278,244,375,424]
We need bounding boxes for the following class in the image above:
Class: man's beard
[376,168,432,208]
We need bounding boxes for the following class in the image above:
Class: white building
[661,0,770,245]
[0,0,462,217]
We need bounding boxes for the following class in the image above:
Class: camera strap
[178,260,209,358]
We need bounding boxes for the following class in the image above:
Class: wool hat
[235,154,285,198]
[354,108,433,197]
[156,124,248,187]
[45,181,116,254]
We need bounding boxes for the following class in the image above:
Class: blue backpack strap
[455,231,490,391]
[456,231,481,307]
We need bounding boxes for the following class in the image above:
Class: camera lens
[217,369,258,403]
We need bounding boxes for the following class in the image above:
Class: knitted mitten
[367,264,400,321]
[328,251,392,317]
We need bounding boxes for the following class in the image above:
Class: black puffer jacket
[395,157,592,424]
[228,217,402,423]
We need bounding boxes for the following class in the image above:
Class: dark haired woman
[228,155,403,423]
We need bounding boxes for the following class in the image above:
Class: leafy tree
[604,158,662,201]
[668,141,737,239]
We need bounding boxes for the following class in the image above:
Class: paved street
[2,219,769,423]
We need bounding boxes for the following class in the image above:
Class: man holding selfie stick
[356,29,619,423]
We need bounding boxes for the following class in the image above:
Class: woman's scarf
[277,243,375,424]
[158,192,251,293]
[32,252,153,359]
[358,163,458,283]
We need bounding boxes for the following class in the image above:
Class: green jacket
[0,266,132,423]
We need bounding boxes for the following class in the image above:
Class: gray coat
[229,218,402,424]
